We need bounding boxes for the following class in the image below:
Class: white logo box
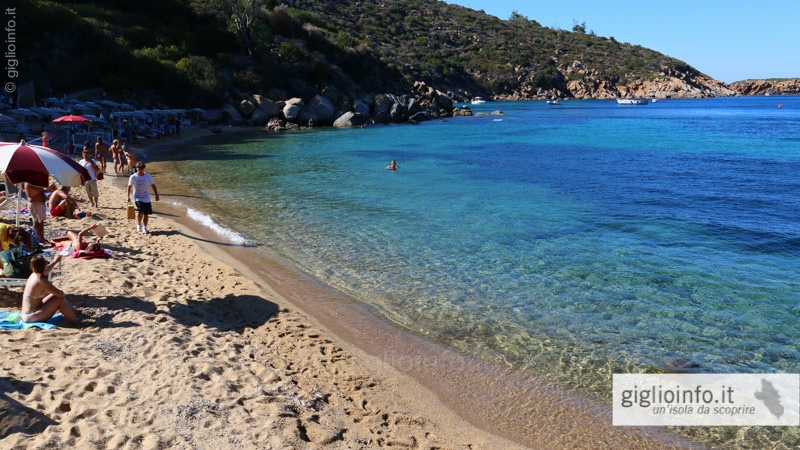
[613,373,799,426]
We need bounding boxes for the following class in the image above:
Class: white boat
[471,97,486,104]
[616,98,649,105]
[546,99,563,105]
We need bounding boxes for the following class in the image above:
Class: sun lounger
[0,278,27,287]
[0,193,23,212]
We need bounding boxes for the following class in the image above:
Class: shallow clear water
[154,97,800,400]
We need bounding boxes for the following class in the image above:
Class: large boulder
[250,108,269,126]
[333,111,368,128]
[389,100,406,122]
[297,111,317,127]
[237,98,257,118]
[253,95,280,118]
[353,98,371,117]
[373,94,393,123]
[266,88,287,101]
[321,85,342,105]
[222,104,245,125]
[453,106,473,117]
[435,91,454,110]
[304,95,335,124]
[406,97,422,117]
[282,103,302,122]
[285,97,305,107]
[202,108,225,124]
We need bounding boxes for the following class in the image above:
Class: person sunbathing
[62,224,104,252]
[21,253,79,325]
[48,186,89,219]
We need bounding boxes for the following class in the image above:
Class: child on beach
[21,253,79,325]
[122,143,135,174]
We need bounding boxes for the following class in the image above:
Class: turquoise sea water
[154,97,799,443]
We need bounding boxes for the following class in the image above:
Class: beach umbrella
[52,114,93,150]
[52,114,92,124]
[0,141,90,187]
[0,141,91,225]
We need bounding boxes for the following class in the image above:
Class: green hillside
[6,0,729,108]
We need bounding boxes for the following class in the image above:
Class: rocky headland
[729,78,800,96]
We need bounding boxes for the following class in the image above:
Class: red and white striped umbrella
[0,141,90,187]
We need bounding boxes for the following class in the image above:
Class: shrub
[175,56,225,95]
[277,41,308,63]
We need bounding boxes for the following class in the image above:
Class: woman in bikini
[21,254,79,325]
[66,224,103,251]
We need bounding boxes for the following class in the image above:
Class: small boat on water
[546,99,563,105]
[616,98,649,105]
[471,97,486,104]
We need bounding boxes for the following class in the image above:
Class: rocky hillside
[10,0,747,128]
[729,79,800,96]
[285,0,735,101]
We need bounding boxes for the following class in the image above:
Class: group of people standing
[95,137,136,176]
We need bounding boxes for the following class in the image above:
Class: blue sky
[444,1,799,83]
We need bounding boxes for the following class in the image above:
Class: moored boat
[471,97,486,104]
[616,98,649,105]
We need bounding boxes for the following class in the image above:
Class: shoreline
[134,127,699,448]
[0,127,697,448]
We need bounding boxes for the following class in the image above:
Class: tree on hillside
[572,20,586,34]
[194,0,272,56]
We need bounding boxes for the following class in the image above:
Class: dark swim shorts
[135,201,153,215]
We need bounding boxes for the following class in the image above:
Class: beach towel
[0,311,62,330]
[70,249,112,259]
[4,209,32,217]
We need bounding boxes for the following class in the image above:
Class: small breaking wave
[186,207,250,245]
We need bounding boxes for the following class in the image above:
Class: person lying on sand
[60,224,104,252]
[21,253,79,325]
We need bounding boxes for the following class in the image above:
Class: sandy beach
[0,129,698,449]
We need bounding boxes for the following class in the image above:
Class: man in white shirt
[127,161,159,234]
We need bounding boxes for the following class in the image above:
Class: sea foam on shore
[186,206,250,245]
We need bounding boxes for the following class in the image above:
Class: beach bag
[97,171,104,180]
[1,245,39,278]
[126,203,136,220]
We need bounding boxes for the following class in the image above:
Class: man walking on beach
[127,161,159,234]
[94,136,109,173]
